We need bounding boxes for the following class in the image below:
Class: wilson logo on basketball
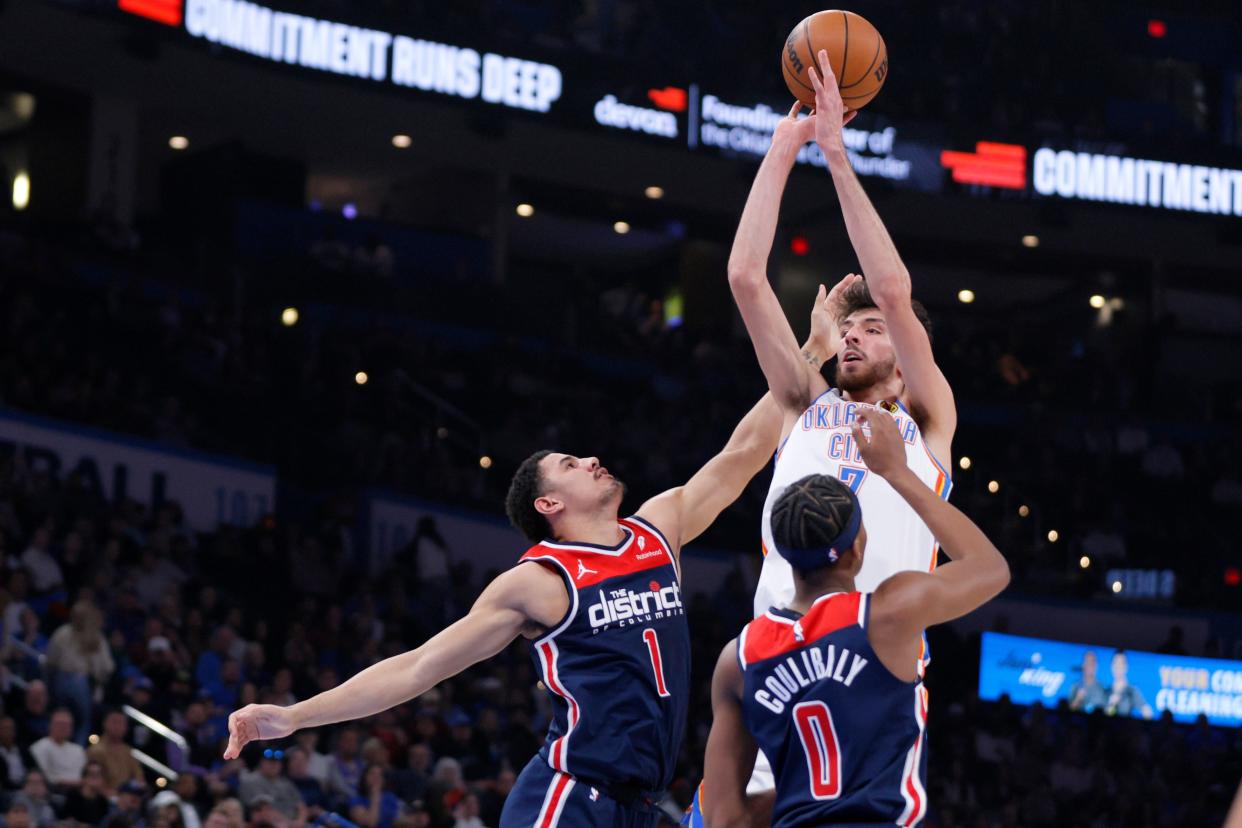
[939,141,1027,190]
[118,0,183,26]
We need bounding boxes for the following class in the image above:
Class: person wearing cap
[239,748,303,820]
[1,799,32,828]
[699,408,1010,827]
[87,711,144,794]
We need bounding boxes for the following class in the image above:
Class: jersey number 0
[793,701,843,800]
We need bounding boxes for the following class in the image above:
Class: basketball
[782,10,888,111]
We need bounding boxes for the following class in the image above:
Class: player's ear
[534,495,563,517]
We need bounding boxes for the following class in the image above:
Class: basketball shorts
[501,756,662,828]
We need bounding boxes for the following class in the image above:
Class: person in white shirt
[28,709,86,788]
[20,528,63,595]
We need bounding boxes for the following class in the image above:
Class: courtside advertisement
[978,632,1242,727]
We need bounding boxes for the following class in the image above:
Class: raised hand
[809,273,863,356]
[850,407,909,480]
[771,101,818,150]
[223,703,296,760]
[807,48,858,153]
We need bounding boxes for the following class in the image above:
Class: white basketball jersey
[754,389,952,617]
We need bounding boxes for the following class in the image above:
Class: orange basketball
[781,10,888,111]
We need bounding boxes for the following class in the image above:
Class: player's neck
[789,571,855,613]
[841,379,904,408]
[551,511,625,547]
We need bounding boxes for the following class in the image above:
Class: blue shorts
[681,784,704,827]
[500,757,661,828]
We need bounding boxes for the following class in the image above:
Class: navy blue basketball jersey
[519,516,690,793]
[739,592,929,827]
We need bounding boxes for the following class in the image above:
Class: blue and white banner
[979,632,1242,727]
[0,410,275,530]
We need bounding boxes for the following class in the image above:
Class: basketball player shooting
[222,307,836,828]
[701,408,1009,827]
[685,49,960,823]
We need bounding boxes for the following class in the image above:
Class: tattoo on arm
[802,349,821,370]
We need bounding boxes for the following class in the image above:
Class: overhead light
[479,456,493,469]
[1018,505,1030,517]
[1047,529,1059,543]
[354,371,368,385]
[515,203,534,218]
[169,136,189,150]
[957,289,976,304]
[958,456,972,470]
[644,186,664,199]
[1089,294,1106,309]
[391,134,412,148]
[435,427,448,439]
[1021,234,1039,248]
[342,203,358,220]
[614,221,630,234]
[11,172,29,211]
[1079,556,1091,569]
[987,480,999,493]
[1111,580,1123,594]
[280,307,299,327]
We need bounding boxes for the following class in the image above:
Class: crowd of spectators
[0,202,1239,826]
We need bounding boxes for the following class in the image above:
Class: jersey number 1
[793,701,842,800]
[642,629,671,698]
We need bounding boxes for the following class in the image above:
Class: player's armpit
[702,641,759,828]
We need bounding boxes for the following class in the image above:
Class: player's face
[837,310,897,393]
[538,453,625,516]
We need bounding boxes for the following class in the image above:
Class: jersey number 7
[793,701,842,800]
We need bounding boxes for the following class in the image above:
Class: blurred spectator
[62,761,112,827]
[46,602,114,744]
[330,731,363,797]
[11,771,57,828]
[347,765,401,828]
[390,744,430,803]
[87,711,143,793]
[0,801,32,828]
[19,528,63,596]
[449,791,485,828]
[285,747,327,814]
[292,732,350,805]
[0,717,30,789]
[13,683,49,748]
[28,709,86,788]
[239,749,302,819]
[104,779,149,828]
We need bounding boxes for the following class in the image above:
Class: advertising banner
[0,409,275,530]
[979,632,1242,727]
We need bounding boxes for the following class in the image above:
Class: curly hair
[505,450,554,542]
[770,474,858,570]
[838,279,933,344]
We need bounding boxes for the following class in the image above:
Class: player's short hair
[838,279,933,344]
[505,450,554,543]
[770,474,859,573]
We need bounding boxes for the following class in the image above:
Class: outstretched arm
[701,640,762,828]
[223,564,562,758]
[855,409,1008,668]
[636,293,843,551]
[728,103,854,412]
[809,51,956,449]
[636,393,783,552]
